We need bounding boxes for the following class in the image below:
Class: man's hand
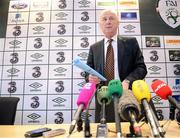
[122,80,130,90]
[88,74,101,84]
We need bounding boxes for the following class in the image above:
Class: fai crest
[156,0,180,28]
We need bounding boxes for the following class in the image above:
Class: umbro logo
[55,38,68,45]
[7,68,20,74]
[29,82,43,89]
[54,67,67,74]
[78,25,91,32]
[52,97,66,106]
[31,53,44,59]
[78,0,91,7]
[33,26,45,32]
[123,24,136,31]
[148,65,161,73]
[77,52,88,59]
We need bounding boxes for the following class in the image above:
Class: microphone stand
[149,106,166,137]
[142,100,160,137]
[96,100,108,138]
[113,94,122,138]
[126,111,142,138]
[84,85,101,138]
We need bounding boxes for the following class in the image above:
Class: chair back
[0,97,20,125]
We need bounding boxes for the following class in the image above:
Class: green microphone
[108,79,123,97]
[108,79,123,137]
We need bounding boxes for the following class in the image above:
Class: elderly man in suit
[86,10,147,122]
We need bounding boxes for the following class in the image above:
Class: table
[0,121,179,137]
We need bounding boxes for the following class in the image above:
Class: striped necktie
[104,39,114,83]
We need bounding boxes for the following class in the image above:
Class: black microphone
[96,86,112,138]
[118,90,142,137]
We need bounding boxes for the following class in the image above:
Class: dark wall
[0,0,9,38]
[139,0,180,35]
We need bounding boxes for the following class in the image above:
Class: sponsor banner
[48,95,71,110]
[119,10,140,22]
[8,12,29,24]
[49,65,72,79]
[9,0,29,12]
[51,23,72,36]
[165,49,180,62]
[23,111,46,125]
[168,78,180,92]
[5,38,26,51]
[28,24,50,37]
[47,110,71,124]
[2,66,25,79]
[3,51,26,65]
[29,11,50,23]
[142,35,164,49]
[143,49,165,63]
[48,79,72,94]
[151,93,170,108]
[6,24,28,37]
[1,80,24,95]
[74,0,95,9]
[30,0,50,11]
[49,50,72,64]
[119,22,141,35]
[96,0,117,9]
[74,10,96,23]
[51,11,72,23]
[72,79,86,94]
[25,80,48,94]
[118,0,139,9]
[73,36,95,49]
[164,36,180,48]
[50,37,72,50]
[146,63,166,77]
[25,65,48,79]
[166,63,180,77]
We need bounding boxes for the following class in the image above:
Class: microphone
[151,79,180,110]
[118,90,142,137]
[69,82,96,135]
[96,86,111,138]
[132,80,161,137]
[97,86,112,124]
[73,58,107,81]
[108,79,123,138]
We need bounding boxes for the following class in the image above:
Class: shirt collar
[105,35,117,44]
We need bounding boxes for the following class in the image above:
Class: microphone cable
[84,84,102,137]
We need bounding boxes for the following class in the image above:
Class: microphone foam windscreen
[108,79,123,97]
[77,82,96,110]
[132,80,151,102]
[151,79,172,100]
[97,86,111,105]
[118,90,141,121]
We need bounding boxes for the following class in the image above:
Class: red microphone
[151,80,180,110]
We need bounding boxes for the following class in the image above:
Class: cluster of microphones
[70,59,180,137]
[68,79,180,138]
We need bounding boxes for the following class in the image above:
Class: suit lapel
[117,36,125,75]
[98,39,105,75]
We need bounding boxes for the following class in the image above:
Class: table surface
[0,121,179,138]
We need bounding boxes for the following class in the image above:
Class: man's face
[99,11,119,39]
